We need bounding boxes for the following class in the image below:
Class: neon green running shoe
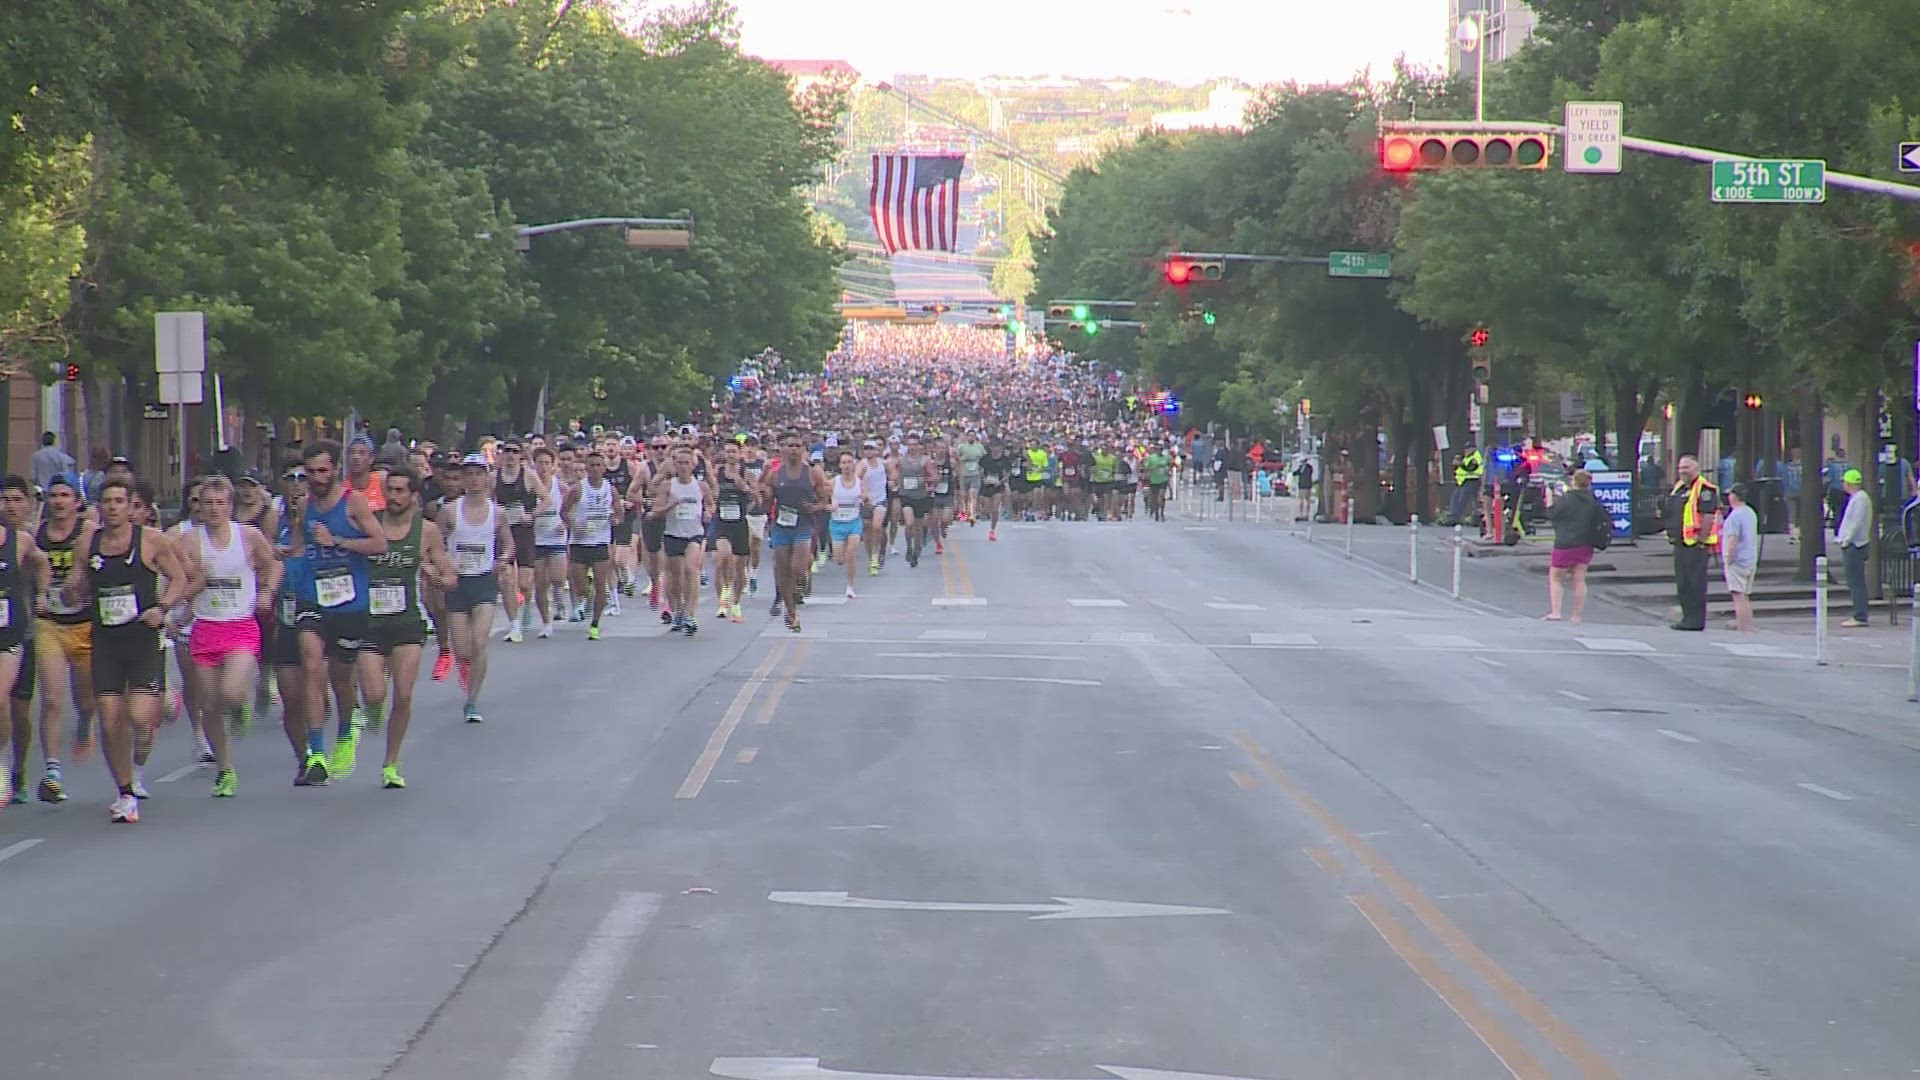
[382,764,406,790]
[587,624,601,641]
[212,768,237,798]
[329,726,359,780]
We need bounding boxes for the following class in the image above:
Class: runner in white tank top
[179,477,277,799]
[829,454,867,599]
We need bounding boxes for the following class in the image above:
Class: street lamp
[1456,12,1486,124]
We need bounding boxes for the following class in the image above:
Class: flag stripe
[868,153,885,253]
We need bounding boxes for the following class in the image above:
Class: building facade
[1447,0,1538,74]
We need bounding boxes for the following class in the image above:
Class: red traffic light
[1469,327,1490,348]
[1376,126,1553,172]
[1164,260,1193,285]
[63,364,80,382]
[1743,393,1763,409]
[1381,138,1418,172]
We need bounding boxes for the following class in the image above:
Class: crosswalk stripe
[1092,631,1156,644]
[1066,598,1127,608]
[1404,633,1484,648]
[1206,602,1266,611]
[1250,633,1316,646]
[1576,637,1656,653]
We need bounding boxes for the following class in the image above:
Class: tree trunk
[1797,386,1824,581]
[505,373,541,437]
[421,366,450,447]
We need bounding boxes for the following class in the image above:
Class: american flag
[870,153,964,254]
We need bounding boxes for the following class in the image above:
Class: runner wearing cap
[438,453,512,721]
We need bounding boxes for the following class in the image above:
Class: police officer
[1448,445,1484,525]
[1663,453,1722,631]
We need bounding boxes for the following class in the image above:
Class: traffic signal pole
[1167,251,1334,267]
[1383,119,1920,203]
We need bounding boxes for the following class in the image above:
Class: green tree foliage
[0,0,845,444]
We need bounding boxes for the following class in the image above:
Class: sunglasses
[282,470,307,481]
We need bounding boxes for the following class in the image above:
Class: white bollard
[1409,514,1420,583]
[1907,590,1919,702]
[1815,555,1829,666]
[1305,497,1315,542]
[1451,524,1463,599]
[1345,497,1355,558]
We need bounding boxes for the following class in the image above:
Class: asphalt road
[3,516,1918,1080]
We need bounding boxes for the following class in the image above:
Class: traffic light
[1379,126,1553,172]
[1164,258,1225,285]
[1469,326,1491,385]
[63,363,79,382]
[1744,393,1763,410]
[1469,326,1490,348]
[1073,304,1090,321]
[1180,307,1218,325]
[918,303,951,315]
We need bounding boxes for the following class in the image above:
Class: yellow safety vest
[1025,449,1048,483]
[1455,450,1483,486]
[1677,476,1721,547]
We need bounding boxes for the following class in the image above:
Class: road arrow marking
[766,891,1229,921]
[711,1058,1270,1080]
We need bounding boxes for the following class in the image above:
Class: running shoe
[302,753,330,787]
[935,540,945,555]
[606,595,622,617]
[505,625,524,644]
[660,608,674,625]
[328,728,358,780]
[730,604,743,623]
[769,599,782,616]
[748,577,759,597]
[463,704,483,724]
[382,764,406,789]
[109,794,139,824]
[212,769,237,798]
[8,787,25,806]
[37,774,66,803]
[198,746,217,764]
[684,619,698,637]
[988,530,997,541]
[869,557,880,576]
[432,649,453,681]
[537,622,554,639]
[587,624,601,641]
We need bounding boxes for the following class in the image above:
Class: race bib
[456,543,491,577]
[671,502,701,528]
[204,585,244,619]
[0,597,12,628]
[586,512,610,531]
[503,503,530,526]
[831,506,859,523]
[935,481,951,495]
[315,569,356,608]
[370,584,407,616]
[1064,467,1077,477]
[99,588,139,627]
[902,477,922,491]
[45,583,83,617]
[719,503,743,522]
[776,508,799,528]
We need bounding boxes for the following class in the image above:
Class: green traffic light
[1085,321,1099,336]
[1202,311,1217,325]
[1073,304,1090,320]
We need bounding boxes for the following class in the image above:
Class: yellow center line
[753,641,807,725]
[939,540,956,595]
[1232,731,1620,1080]
[1349,894,1551,1080]
[675,642,789,799]
[951,536,974,596]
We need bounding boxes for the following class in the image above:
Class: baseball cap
[1843,468,1863,485]
[461,453,490,469]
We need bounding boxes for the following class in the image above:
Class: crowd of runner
[0,324,1183,825]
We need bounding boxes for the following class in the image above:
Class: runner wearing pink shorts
[179,477,282,799]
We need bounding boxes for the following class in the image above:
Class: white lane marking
[504,891,662,1080]
[1575,637,1656,653]
[766,891,1229,920]
[1205,602,1265,611]
[1184,526,1219,532]
[1656,729,1700,743]
[919,629,987,641]
[710,1058,1270,1080]
[800,595,848,605]
[1066,598,1128,608]
[1798,783,1854,802]
[799,673,1102,687]
[880,652,1076,661]
[1353,607,1416,616]
[1474,656,1506,668]
[1404,633,1484,649]
[157,762,205,784]
[826,824,888,831]
[931,597,988,607]
[1711,641,1797,658]
[1250,632,1316,647]
[0,838,45,864]
[1557,690,1591,702]
[1093,631,1156,644]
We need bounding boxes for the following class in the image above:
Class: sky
[730,0,1450,86]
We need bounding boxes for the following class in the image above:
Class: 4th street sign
[1901,143,1920,173]
[1327,251,1390,278]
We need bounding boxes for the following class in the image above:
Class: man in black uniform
[1662,453,1722,631]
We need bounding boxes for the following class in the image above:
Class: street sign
[155,311,206,405]
[142,403,169,420]
[1327,251,1391,278]
[1495,406,1524,428]
[1590,470,1634,539]
[1564,101,1623,174]
[1901,143,1920,173]
[1710,159,1826,203]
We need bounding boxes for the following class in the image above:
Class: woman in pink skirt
[1545,470,1609,622]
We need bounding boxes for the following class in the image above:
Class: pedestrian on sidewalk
[1837,468,1873,627]
[1545,468,1608,622]
[1663,454,1722,632]
[1720,483,1759,632]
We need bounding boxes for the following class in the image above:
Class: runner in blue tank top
[295,441,388,785]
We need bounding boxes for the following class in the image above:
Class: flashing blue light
[1493,449,1519,465]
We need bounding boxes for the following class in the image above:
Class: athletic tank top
[770,462,814,529]
[898,456,927,496]
[571,478,614,546]
[449,496,498,578]
[0,527,25,646]
[277,516,315,626]
[191,525,256,623]
[89,526,158,631]
[863,460,888,503]
[831,475,863,522]
[495,467,535,529]
[716,472,750,525]
[533,476,569,547]
[305,489,370,613]
[665,476,705,539]
[38,519,88,624]
[368,512,424,624]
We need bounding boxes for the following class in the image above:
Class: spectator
[1720,483,1759,632]
[30,431,73,491]
[1546,469,1607,623]
[1836,468,1873,627]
